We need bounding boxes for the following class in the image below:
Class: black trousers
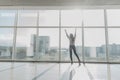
[69,45,80,63]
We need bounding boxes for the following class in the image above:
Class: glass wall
[84,28,106,62]
[15,28,37,60]
[0,10,15,60]
[0,28,14,59]
[83,9,106,62]
[39,10,59,26]
[108,28,120,62]
[0,8,119,63]
[38,28,59,61]
[61,10,82,26]
[17,10,37,27]
[107,9,120,62]
[38,10,59,61]
[0,10,15,26]
[83,9,104,27]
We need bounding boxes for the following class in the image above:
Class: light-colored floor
[0,62,119,80]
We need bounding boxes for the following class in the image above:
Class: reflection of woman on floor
[65,29,81,65]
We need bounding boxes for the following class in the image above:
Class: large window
[39,10,59,26]
[17,10,37,27]
[61,10,82,26]
[38,28,59,61]
[107,9,120,62]
[15,28,37,60]
[83,9,104,27]
[0,8,119,63]
[84,28,106,62]
[0,10,16,26]
[108,28,120,62]
[0,28,14,59]
[107,9,120,26]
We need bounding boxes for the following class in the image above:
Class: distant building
[0,46,12,57]
[85,47,97,58]
[60,48,69,60]
[96,44,120,58]
[96,45,106,57]
[16,47,26,59]
[38,36,50,55]
[0,45,27,59]
[49,47,59,55]
[84,47,90,57]
[31,35,50,58]
[31,34,37,53]
[109,43,120,56]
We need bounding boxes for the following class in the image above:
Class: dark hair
[70,33,74,38]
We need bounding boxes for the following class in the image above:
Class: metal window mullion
[12,10,18,60]
[35,11,39,61]
[81,10,85,63]
[104,9,109,63]
[59,10,61,62]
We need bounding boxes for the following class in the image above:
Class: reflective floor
[0,62,119,80]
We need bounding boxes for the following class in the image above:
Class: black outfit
[69,45,81,64]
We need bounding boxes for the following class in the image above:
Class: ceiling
[0,0,120,6]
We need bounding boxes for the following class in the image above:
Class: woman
[65,29,81,65]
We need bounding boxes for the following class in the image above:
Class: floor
[0,62,119,80]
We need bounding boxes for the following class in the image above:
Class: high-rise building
[109,44,120,56]
[0,46,12,57]
[38,36,50,55]
[31,35,50,57]
[96,44,120,58]
[96,45,106,58]
[31,34,37,53]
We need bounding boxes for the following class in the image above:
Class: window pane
[39,10,59,26]
[17,10,37,26]
[15,28,36,60]
[107,9,120,26]
[84,28,106,62]
[0,10,15,26]
[83,9,104,26]
[61,10,82,26]
[61,28,82,62]
[38,28,59,61]
[108,28,120,62]
[0,28,13,59]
